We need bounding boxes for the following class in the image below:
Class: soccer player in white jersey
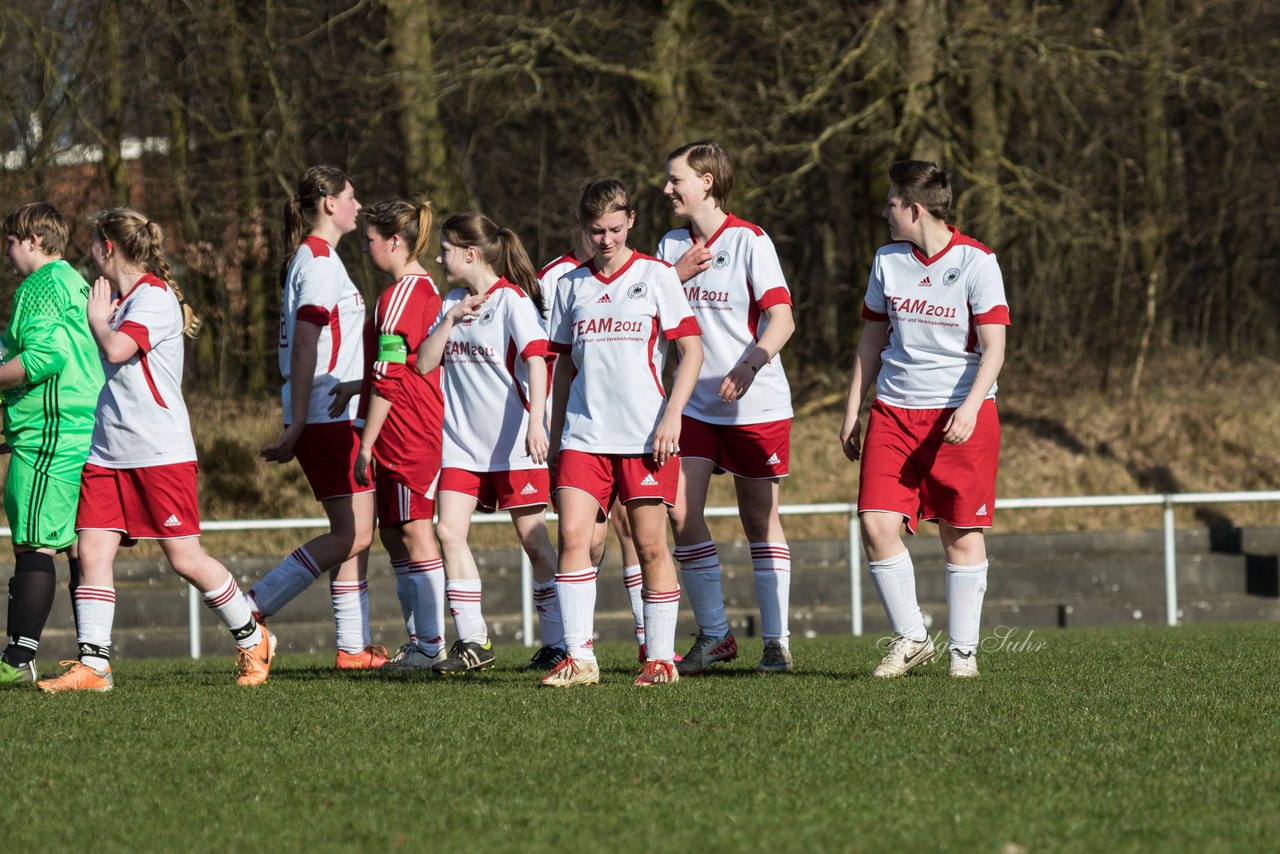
[38,208,275,691]
[656,141,798,675]
[253,166,385,669]
[840,160,1010,678]
[347,198,448,671]
[543,178,703,688]
[537,239,651,666]
[413,212,556,675]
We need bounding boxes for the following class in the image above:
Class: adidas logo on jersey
[596,293,612,303]
[976,504,988,516]
[520,483,538,496]
[640,473,659,487]
[163,514,182,528]
[918,276,933,287]
[766,453,781,466]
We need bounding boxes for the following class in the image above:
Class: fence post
[1163,497,1178,626]
[849,510,863,637]
[188,583,201,660]
[521,549,534,647]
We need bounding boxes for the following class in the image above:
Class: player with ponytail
[414,212,555,674]
[349,197,449,669]
[38,208,274,691]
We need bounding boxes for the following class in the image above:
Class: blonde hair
[91,207,201,338]
[362,198,434,262]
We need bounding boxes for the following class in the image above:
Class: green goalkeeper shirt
[1,259,105,482]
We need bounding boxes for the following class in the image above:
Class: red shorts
[857,399,1000,533]
[554,450,678,519]
[375,464,437,528]
[437,468,550,513]
[293,421,375,502]
[76,461,201,543]
[680,415,791,479]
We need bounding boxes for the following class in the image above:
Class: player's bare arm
[719,302,795,402]
[654,334,703,465]
[260,319,320,462]
[85,278,139,364]
[840,319,889,461]
[942,323,1006,445]
[524,354,549,465]
[415,292,488,375]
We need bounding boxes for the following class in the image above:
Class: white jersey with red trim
[537,253,583,324]
[657,213,793,425]
[87,273,197,467]
[548,251,701,454]
[434,279,551,472]
[278,235,366,424]
[861,227,1011,409]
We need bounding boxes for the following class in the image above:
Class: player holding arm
[0,204,104,686]
[347,198,448,670]
[412,213,556,675]
[658,140,798,675]
[249,166,384,669]
[541,178,703,688]
[37,208,274,691]
[840,160,1009,678]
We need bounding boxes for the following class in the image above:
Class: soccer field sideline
[4,623,1278,851]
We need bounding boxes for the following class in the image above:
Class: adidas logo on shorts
[976,504,988,516]
[163,514,182,528]
[766,453,781,466]
[520,483,538,496]
[640,473,659,487]
[596,293,612,303]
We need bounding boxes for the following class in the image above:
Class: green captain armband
[377,334,408,364]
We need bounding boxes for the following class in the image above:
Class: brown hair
[666,140,735,209]
[439,213,543,314]
[280,165,350,288]
[3,202,69,256]
[575,178,633,227]
[362,198,434,262]
[888,160,951,220]
[92,207,200,338]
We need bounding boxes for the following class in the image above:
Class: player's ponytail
[440,213,544,314]
[92,207,202,338]
[279,165,350,289]
[362,197,434,264]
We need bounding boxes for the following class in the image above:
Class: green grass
[3,623,1278,851]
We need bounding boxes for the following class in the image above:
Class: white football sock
[410,558,446,655]
[946,560,989,654]
[329,580,369,654]
[249,547,323,618]
[621,563,645,647]
[446,579,487,644]
[555,566,597,662]
[868,549,927,642]
[641,586,680,662]
[74,585,116,670]
[750,541,791,647]
[532,579,564,648]
[391,558,416,644]
[674,541,729,638]
[203,573,261,650]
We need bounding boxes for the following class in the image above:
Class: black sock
[3,552,57,667]
[68,555,82,636]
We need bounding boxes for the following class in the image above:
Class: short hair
[576,178,632,226]
[2,202,69,256]
[667,140,735,208]
[888,160,951,220]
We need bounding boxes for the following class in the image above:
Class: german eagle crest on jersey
[627,282,648,300]
[713,250,730,270]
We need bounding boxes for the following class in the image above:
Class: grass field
[4,623,1278,851]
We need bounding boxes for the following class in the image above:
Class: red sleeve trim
[974,306,1011,326]
[302,235,331,257]
[548,341,572,354]
[296,305,331,326]
[117,320,152,353]
[521,339,551,361]
[663,315,702,340]
[756,287,792,310]
[861,305,889,321]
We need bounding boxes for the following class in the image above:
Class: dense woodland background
[0,0,1276,398]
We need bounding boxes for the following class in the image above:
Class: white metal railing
[5,490,1279,659]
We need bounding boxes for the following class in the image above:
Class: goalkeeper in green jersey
[0,203,105,685]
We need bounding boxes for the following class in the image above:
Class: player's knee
[434,518,468,550]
